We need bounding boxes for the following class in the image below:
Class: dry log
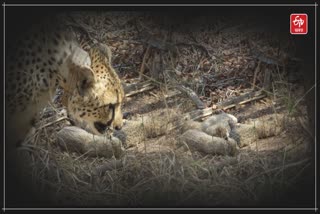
[56,126,124,158]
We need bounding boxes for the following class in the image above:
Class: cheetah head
[62,44,125,135]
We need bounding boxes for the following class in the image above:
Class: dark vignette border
[2,3,318,210]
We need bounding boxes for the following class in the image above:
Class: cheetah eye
[101,104,114,112]
[107,104,115,111]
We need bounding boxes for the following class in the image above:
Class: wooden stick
[252,60,261,90]
[222,94,266,111]
[184,90,266,121]
[125,85,155,97]
[217,90,265,108]
[123,81,153,94]
[139,45,151,80]
[175,85,205,109]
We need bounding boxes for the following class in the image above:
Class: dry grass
[142,109,180,139]
[11,97,313,207]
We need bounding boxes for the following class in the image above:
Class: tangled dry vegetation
[14,11,314,207]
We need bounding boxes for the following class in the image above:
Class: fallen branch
[183,108,214,121]
[252,60,261,90]
[208,77,245,89]
[183,90,266,121]
[139,45,151,80]
[38,116,69,130]
[123,80,156,97]
[221,94,266,111]
[217,90,265,108]
[175,85,206,109]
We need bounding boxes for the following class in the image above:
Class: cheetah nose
[115,125,122,131]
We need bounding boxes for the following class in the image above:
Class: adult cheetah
[5,17,125,151]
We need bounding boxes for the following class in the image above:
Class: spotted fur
[5,18,124,147]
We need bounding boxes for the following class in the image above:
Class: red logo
[290,14,308,35]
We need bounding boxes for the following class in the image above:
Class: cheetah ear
[76,66,95,97]
[97,43,112,65]
[67,47,95,96]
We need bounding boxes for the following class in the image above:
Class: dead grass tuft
[142,109,180,139]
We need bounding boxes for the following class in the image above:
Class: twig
[175,85,206,109]
[222,94,266,111]
[208,77,245,89]
[183,90,266,121]
[252,60,261,90]
[38,116,69,130]
[183,108,214,121]
[123,81,154,94]
[217,90,265,108]
[124,81,156,97]
[139,45,151,80]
